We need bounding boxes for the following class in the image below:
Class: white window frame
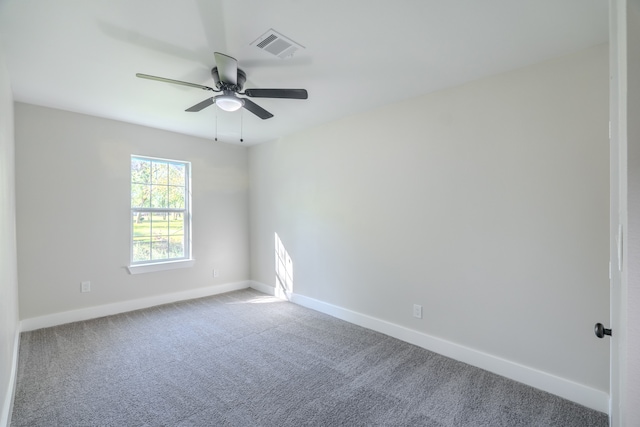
[127,155,194,274]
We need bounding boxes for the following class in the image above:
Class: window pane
[133,241,151,262]
[168,186,185,209]
[169,236,184,258]
[150,212,169,236]
[169,213,184,236]
[152,239,168,260]
[131,158,151,184]
[150,212,169,262]
[131,184,151,208]
[151,185,169,208]
[169,163,185,186]
[132,212,151,238]
[152,162,169,185]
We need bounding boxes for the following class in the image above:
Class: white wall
[15,104,249,320]
[249,45,610,398]
[0,49,20,425]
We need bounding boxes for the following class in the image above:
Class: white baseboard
[1,327,20,427]
[263,286,609,414]
[16,280,609,414]
[248,280,276,295]
[21,281,252,332]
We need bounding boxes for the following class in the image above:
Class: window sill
[127,259,195,275]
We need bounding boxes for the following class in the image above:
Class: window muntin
[131,156,191,265]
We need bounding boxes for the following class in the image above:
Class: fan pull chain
[214,104,218,141]
[240,108,244,143]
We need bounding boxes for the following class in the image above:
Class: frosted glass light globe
[216,95,244,112]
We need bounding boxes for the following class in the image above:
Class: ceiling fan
[136,52,308,120]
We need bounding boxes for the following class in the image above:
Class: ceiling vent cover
[251,29,305,59]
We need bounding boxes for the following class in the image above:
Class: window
[129,156,192,271]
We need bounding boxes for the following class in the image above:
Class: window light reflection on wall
[275,232,293,299]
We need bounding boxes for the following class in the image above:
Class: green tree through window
[131,156,191,264]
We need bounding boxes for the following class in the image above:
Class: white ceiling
[0,0,608,146]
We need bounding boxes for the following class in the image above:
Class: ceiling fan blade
[185,97,214,112]
[242,98,274,120]
[136,73,215,91]
[244,88,308,99]
[214,52,238,85]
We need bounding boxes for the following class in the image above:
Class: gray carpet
[11,289,608,426]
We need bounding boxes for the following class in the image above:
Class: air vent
[251,29,305,59]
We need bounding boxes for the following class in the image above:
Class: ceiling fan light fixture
[137,51,307,120]
[216,95,244,112]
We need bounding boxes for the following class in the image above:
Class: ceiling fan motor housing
[211,67,246,92]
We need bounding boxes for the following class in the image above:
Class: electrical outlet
[213,269,219,278]
[81,281,91,293]
[413,304,422,319]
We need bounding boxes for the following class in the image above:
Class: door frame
[609,1,640,425]
[609,1,624,424]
